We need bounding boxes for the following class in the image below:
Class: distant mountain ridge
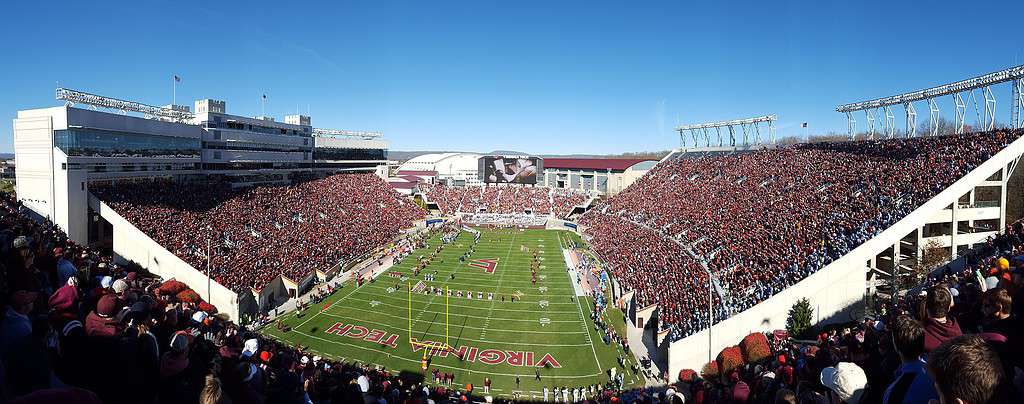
[388,150,669,162]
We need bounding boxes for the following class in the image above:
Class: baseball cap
[191,311,208,324]
[820,362,867,404]
[112,279,128,294]
[241,338,259,358]
[96,294,120,317]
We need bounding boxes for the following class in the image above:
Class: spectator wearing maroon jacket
[84,294,121,337]
[921,286,962,353]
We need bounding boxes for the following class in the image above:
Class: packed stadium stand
[582,129,1024,342]
[422,183,590,218]
[92,173,424,293]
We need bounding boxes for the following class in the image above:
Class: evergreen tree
[786,298,814,339]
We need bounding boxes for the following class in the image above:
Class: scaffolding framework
[312,128,383,140]
[837,65,1024,139]
[56,87,195,123]
[675,115,776,148]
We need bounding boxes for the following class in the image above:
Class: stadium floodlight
[312,128,383,140]
[675,115,777,148]
[56,87,195,123]
[837,64,1024,138]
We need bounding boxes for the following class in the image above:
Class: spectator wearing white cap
[820,362,868,404]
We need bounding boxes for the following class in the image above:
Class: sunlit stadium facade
[13,96,389,246]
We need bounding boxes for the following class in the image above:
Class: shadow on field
[419,312,441,341]
[451,315,468,349]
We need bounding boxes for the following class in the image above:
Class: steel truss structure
[674,115,776,148]
[837,65,1024,140]
[311,128,383,140]
[56,87,195,123]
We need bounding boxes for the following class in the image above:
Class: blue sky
[2,0,1023,154]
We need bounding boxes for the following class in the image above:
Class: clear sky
[2,0,1023,154]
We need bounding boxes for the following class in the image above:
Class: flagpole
[173,76,176,106]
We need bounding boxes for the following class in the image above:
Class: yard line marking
[295,275,366,330]
[480,230,517,341]
[350,288,581,309]
[318,311,586,334]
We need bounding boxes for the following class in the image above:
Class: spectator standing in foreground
[922,286,962,352]
[882,315,938,404]
[926,335,1008,404]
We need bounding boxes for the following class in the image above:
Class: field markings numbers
[479,230,517,341]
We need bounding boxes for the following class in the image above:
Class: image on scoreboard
[480,156,541,184]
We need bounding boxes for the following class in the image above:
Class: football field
[260,228,642,397]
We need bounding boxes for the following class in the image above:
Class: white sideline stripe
[267,328,605,379]
[319,311,589,341]
[566,231,603,372]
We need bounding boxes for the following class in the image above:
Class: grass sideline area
[260,228,643,397]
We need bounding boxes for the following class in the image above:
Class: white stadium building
[396,152,483,186]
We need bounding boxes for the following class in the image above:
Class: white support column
[1000,165,1008,232]
[1013,78,1024,129]
[905,102,917,138]
[846,111,856,140]
[954,92,967,134]
[928,98,940,136]
[884,105,896,138]
[984,86,997,130]
[768,119,776,144]
[892,243,900,289]
[915,227,923,265]
[950,198,959,258]
[866,109,877,139]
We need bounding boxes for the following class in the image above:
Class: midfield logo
[468,258,499,274]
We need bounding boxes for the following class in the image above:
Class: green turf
[260,228,643,397]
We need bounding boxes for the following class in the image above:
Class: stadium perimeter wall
[94,197,242,321]
[666,133,1024,376]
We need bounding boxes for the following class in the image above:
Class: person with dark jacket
[921,285,962,352]
[882,315,938,404]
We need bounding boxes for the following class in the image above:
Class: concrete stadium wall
[665,133,1024,376]
[96,198,241,321]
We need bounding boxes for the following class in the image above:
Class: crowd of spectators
[423,184,589,218]
[631,220,1024,404]
[94,174,424,293]
[582,129,1023,342]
